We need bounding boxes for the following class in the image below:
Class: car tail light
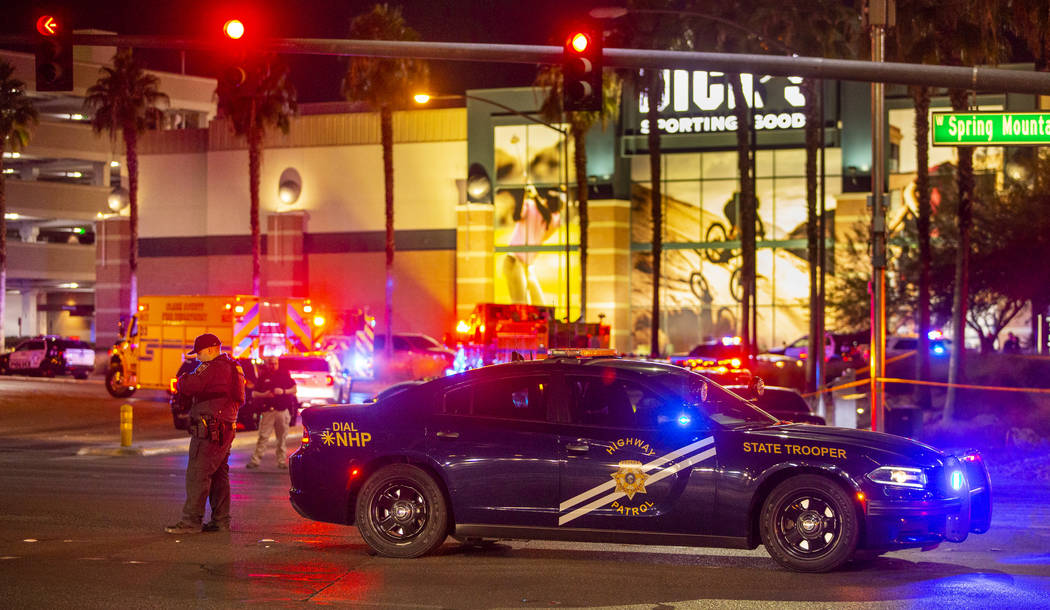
[325,375,334,386]
[169,378,177,393]
[302,430,310,445]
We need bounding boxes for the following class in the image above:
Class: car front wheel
[105,368,136,398]
[760,474,859,572]
[355,464,448,558]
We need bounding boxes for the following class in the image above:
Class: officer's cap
[188,333,222,355]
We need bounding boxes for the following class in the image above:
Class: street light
[415,92,574,320]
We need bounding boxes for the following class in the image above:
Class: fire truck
[452,303,611,371]
[105,295,332,398]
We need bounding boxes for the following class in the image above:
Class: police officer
[165,333,246,534]
[246,356,297,469]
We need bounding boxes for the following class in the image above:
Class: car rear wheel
[760,474,858,572]
[105,368,136,398]
[355,464,448,558]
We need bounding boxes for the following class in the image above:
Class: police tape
[803,376,1050,398]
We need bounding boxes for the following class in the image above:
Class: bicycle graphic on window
[690,193,767,303]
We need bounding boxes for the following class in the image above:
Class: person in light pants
[246,357,297,469]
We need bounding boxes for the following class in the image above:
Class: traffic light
[35,14,73,92]
[219,18,248,88]
[562,26,602,112]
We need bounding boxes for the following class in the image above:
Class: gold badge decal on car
[611,460,649,500]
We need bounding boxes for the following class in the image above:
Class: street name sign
[932,111,1050,146]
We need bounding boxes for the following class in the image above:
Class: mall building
[4,49,1040,353]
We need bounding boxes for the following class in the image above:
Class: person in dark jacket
[165,333,246,534]
[246,356,297,469]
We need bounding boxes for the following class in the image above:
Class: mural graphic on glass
[629,149,841,355]
[492,124,580,321]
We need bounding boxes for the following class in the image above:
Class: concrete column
[264,211,308,298]
[20,290,40,337]
[19,224,39,242]
[583,199,633,353]
[94,217,131,348]
[455,203,494,324]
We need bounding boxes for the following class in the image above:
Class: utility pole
[868,0,894,432]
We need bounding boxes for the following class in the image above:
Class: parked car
[373,332,455,380]
[281,353,352,406]
[886,335,951,357]
[728,385,826,425]
[669,337,752,386]
[0,336,95,379]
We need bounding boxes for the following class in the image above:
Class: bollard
[120,403,133,447]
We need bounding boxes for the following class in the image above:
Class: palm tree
[937,1,1004,419]
[0,61,39,351]
[755,0,858,392]
[343,3,428,361]
[612,0,689,357]
[1007,0,1050,346]
[215,54,297,297]
[534,67,622,321]
[893,0,944,410]
[84,48,169,313]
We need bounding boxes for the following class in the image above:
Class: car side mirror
[749,376,766,397]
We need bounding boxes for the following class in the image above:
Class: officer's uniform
[247,362,297,469]
[168,334,245,533]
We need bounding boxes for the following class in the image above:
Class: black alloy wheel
[761,474,858,572]
[355,464,449,558]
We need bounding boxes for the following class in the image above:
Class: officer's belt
[195,391,230,402]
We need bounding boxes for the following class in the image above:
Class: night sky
[3,0,606,102]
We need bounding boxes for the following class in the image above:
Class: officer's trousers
[249,408,291,467]
[180,431,235,526]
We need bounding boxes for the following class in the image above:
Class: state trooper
[165,333,246,534]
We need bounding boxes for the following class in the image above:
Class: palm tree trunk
[0,158,6,352]
[944,89,975,420]
[647,70,663,357]
[803,78,820,393]
[729,75,753,361]
[913,86,932,410]
[381,105,395,361]
[574,127,588,321]
[124,124,139,313]
[249,119,262,298]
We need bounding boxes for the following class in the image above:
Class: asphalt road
[2,377,1050,609]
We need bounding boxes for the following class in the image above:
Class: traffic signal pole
[0,33,1042,95]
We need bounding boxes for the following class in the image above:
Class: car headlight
[867,466,927,489]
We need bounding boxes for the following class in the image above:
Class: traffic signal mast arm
[9,33,1041,95]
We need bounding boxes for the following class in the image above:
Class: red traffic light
[570,32,590,53]
[223,19,245,40]
[36,15,59,36]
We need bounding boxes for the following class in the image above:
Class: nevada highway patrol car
[288,351,991,572]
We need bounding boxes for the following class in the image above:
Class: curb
[1,374,104,385]
[77,430,305,457]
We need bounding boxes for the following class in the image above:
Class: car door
[426,372,561,527]
[9,340,45,372]
[556,370,718,534]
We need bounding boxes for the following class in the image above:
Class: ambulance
[105,295,325,398]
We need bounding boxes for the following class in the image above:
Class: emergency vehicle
[105,295,330,398]
[453,303,610,371]
[289,351,991,572]
[0,336,95,379]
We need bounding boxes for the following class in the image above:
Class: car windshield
[404,335,442,350]
[280,357,328,372]
[57,340,91,349]
[656,366,777,426]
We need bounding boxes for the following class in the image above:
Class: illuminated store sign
[637,70,807,135]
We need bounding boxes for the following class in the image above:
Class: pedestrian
[1003,332,1021,354]
[165,333,246,535]
[246,356,297,469]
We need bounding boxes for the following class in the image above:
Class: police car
[288,351,991,572]
[0,336,95,379]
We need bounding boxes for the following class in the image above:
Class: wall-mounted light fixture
[278,167,302,205]
[107,186,128,212]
